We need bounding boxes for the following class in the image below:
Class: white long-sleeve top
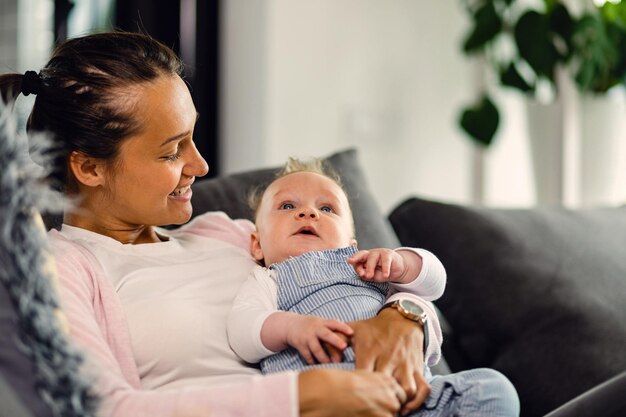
[49,212,298,417]
[228,247,446,367]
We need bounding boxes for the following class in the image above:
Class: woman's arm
[299,368,407,417]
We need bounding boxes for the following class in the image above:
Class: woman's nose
[296,207,319,219]
[185,142,209,177]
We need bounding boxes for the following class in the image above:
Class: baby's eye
[320,206,333,213]
[280,203,295,210]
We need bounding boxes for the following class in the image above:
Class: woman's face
[102,74,208,228]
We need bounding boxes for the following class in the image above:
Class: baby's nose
[297,208,318,219]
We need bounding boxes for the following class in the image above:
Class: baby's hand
[348,248,409,283]
[287,316,353,365]
[322,331,350,364]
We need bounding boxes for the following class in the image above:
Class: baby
[227,157,445,374]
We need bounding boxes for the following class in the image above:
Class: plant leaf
[463,2,503,53]
[549,3,574,60]
[572,13,619,92]
[459,95,500,148]
[500,62,534,92]
[515,10,560,81]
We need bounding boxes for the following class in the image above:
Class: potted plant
[459,0,626,144]
[570,1,626,206]
[458,0,626,205]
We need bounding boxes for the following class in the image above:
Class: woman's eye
[280,203,295,210]
[320,206,333,213]
[163,148,182,161]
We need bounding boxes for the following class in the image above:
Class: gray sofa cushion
[190,148,400,250]
[389,197,626,417]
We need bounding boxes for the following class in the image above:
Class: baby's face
[251,171,356,266]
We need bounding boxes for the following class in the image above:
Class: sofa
[2,145,626,417]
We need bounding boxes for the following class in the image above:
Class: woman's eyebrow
[160,132,189,147]
[159,112,200,147]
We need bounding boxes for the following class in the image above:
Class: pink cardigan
[48,212,297,417]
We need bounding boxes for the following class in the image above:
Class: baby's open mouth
[296,227,318,236]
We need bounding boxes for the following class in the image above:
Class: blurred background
[2,0,626,213]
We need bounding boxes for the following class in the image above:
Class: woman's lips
[168,185,192,201]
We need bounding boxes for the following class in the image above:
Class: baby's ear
[250,231,265,263]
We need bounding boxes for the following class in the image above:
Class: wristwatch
[380,299,429,354]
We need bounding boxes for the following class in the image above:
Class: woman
[0,31,446,417]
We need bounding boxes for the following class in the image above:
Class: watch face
[399,299,425,316]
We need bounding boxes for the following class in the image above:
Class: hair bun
[21,71,42,96]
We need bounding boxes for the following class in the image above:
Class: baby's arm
[227,266,280,363]
[348,248,421,284]
[388,248,446,301]
[348,248,446,299]
[261,312,353,365]
[228,267,353,365]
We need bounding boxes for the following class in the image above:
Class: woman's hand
[298,368,406,417]
[349,308,431,415]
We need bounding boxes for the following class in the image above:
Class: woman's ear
[250,231,265,263]
[68,151,106,187]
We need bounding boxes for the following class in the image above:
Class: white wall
[220,0,542,213]
[0,0,19,73]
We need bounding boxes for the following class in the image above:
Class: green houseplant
[458,0,626,147]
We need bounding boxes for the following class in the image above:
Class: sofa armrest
[543,370,626,417]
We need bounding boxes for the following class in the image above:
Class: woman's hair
[0,31,184,191]
[248,156,345,217]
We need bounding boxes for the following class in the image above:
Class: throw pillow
[0,104,97,417]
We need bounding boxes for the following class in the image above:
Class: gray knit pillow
[0,104,98,417]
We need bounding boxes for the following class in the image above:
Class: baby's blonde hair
[248,157,345,219]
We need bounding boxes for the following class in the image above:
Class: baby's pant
[413,367,520,417]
